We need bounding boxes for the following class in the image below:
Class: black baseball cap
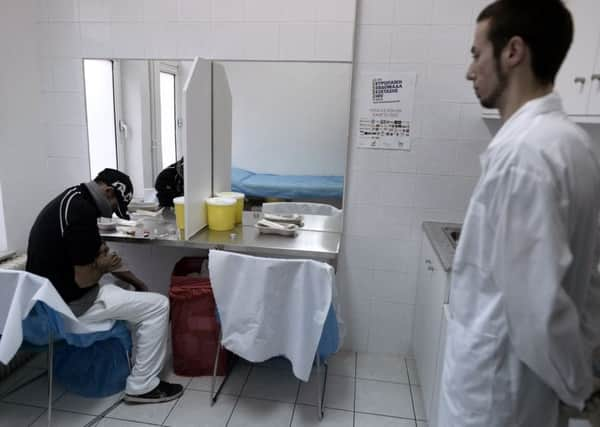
[94,168,134,219]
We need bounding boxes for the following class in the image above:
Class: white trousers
[77,284,169,395]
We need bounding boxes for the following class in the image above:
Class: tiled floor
[0,352,427,427]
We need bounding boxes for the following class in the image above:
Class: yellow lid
[216,191,244,200]
[206,197,236,206]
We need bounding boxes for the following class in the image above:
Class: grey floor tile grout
[355,376,411,385]
[355,409,419,421]
[405,358,418,422]
[288,368,303,427]
[294,402,354,414]
[105,415,163,426]
[160,396,182,426]
[353,351,357,427]
[225,363,252,427]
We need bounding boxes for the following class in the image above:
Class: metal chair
[207,250,338,420]
[0,270,126,427]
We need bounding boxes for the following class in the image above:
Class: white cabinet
[412,233,451,426]
[554,0,600,120]
[588,35,600,115]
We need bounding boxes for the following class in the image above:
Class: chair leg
[315,353,324,420]
[210,331,222,406]
[47,332,54,427]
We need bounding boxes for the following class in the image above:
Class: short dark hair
[477,0,573,85]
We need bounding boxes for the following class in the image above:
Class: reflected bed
[231,168,344,201]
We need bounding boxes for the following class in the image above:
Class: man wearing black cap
[27,168,183,404]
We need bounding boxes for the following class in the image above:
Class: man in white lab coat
[438,1,600,426]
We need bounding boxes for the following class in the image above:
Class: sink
[441,226,461,249]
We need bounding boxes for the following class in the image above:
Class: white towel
[0,269,114,364]
[208,250,333,381]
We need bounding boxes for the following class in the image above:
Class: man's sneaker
[124,381,183,404]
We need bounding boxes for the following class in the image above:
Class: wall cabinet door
[587,32,600,115]
[555,0,599,115]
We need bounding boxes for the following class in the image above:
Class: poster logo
[372,78,403,103]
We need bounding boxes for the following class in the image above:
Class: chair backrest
[262,202,341,216]
[208,249,335,381]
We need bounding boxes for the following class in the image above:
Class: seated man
[26,168,182,403]
[155,157,184,208]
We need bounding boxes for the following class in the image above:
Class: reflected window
[159,71,177,169]
[83,59,117,178]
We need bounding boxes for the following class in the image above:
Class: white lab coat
[439,93,600,427]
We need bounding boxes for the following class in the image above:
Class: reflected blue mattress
[232,167,344,200]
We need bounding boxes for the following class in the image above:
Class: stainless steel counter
[101,210,341,263]
[422,221,462,272]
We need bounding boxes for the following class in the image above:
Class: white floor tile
[2,374,66,407]
[355,412,416,427]
[98,419,159,427]
[326,351,356,377]
[27,352,49,369]
[357,353,409,384]
[228,398,294,427]
[406,359,420,385]
[163,389,236,427]
[356,379,414,419]
[0,402,46,426]
[54,392,123,416]
[297,374,355,411]
[411,385,426,421]
[188,361,250,396]
[417,422,428,427]
[254,356,294,371]
[30,409,95,427]
[0,367,46,397]
[291,404,354,427]
[241,367,300,403]
[107,398,178,425]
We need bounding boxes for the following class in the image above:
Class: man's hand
[111,270,148,292]
[95,243,122,273]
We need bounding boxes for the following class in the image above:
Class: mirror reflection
[82,59,352,214]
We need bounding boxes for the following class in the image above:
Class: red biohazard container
[169,257,229,376]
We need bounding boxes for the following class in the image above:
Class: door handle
[574,76,586,85]
[592,74,600,82]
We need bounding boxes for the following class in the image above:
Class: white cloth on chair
[208,250,333,381]
[0,269,114,364]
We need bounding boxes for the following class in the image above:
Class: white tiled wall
[30,0,484,356]
[22,0,600,356]
[340,0,494,354]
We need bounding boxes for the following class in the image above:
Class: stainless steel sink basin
[442,226,461,249]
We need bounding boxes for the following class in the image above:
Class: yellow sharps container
[215,191,244,224]
[206,197,236,231]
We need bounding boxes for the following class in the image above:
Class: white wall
[8,0,599,356]
[222,61,352,175]
[0,0,48,253]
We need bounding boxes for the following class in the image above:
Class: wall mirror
[82,58,352,225]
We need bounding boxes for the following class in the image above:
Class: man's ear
[103,185,115,201]
[503,35,527,68]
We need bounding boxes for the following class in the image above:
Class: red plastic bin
[169,257,229,376]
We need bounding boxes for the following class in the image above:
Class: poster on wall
[357,72,416,150]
